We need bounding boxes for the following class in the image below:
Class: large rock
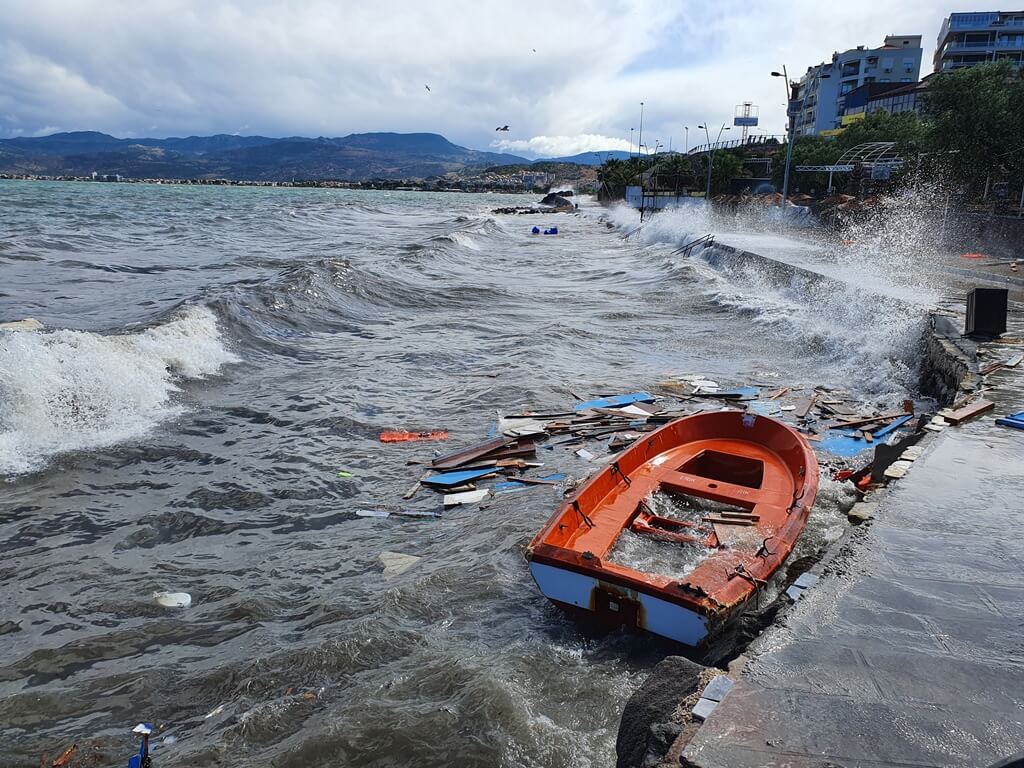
[538,192,574,210]
[617,655,706,768]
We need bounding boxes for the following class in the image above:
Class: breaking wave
[599,202,930,400]
[0,305,238,476]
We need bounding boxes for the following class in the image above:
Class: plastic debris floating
[379,430,449,443]
[153,591,191,609]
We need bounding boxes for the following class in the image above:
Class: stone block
[701,675,735,702]
[692,697,718,721]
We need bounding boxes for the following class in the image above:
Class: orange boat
[526,410,819,646]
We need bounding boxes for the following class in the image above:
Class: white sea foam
[602,200,933,399]
[0,305,238,476]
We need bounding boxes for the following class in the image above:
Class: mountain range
[0,131,624,181]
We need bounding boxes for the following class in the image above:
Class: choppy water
[1,181,931,767]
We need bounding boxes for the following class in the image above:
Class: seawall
[614,241,985,768]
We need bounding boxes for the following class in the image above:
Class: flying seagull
[424,84,431,92]
[495,125,510,132]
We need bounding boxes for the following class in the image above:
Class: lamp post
[697,123,730,198]
[772,66,830,207]
[771,66,796,207]
[629,128,634,157]
[638,102,645,162]
[684,126,689,153]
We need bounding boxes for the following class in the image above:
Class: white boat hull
[529,561,710,646]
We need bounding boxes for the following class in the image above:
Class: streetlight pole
[697,123,730,198]
[638,102,645,160]
[684,126,689,153]
[772,66,829,208]
[630,128,634,157]
[771,65,796,207]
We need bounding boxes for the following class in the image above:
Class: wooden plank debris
[938,399,994,425]
[716,511,761,521]
[443,489,490,506]
[482,441,538,460]
[795,395,817,418]
[431,436,513,470]
[574,392,655,412]
[828,412,907,430]
[403,472,430,500]
[703,515,756,526]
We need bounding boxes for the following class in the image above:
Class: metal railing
[673,233,715,255]
[947,38,1024,49]
[686,135,787,155]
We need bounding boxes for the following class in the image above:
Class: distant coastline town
[598,9,1024,217]
[1,8,1022,213]
[0,164,598,195]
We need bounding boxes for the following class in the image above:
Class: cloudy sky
[1,0,948,157]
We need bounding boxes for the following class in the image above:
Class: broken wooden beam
[795,394,817,418]
[431,436,513,469]
[827,412,907,430]
[702,515,756,526]
[938,399,994,425]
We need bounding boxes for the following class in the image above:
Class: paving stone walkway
[684,323,1024,768]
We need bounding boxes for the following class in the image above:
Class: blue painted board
[817,433,874,457]
[996,412,1024,430]
[574,392,655,412]
[872,414,913,439]
[421,467,496,488]
[820,414,914,457]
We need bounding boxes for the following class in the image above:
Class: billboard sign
[733,116,759,127]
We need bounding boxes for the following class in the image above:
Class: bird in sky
[424,84,431,92]
[495,125,510,132]
[532,48,537,53]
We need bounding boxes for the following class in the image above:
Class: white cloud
[491,134,632,158]
[0,0,947,148]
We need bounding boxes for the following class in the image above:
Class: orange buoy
[379,430,449,443]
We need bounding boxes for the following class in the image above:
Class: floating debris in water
[379,430,449,443]
[380,551,420,579]
[153,591,191,609]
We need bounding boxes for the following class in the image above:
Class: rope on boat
[729,563,768,589]
[611,462,631,487]
[572,499,595,528]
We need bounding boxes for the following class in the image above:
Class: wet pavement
[683,317,1024,767]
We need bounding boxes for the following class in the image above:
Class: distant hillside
[536,151,632,165]
[0,131,531,181]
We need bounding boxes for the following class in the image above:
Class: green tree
[837,109,924,154]
[920,61,1024,191]
[699,150,746,195]
[772,136,842,192]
